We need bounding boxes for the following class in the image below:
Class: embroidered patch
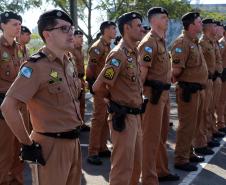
[143,55,152,62]
[20,66,33,78]
[127,57,133,62]
[94,48,100,55]
[2,51,10,61]
[173,60,180,64]
[219,43,224,49]
[144,46,153,53]
[110,58,120,67]
[175,48,182,53]
[104,67,115,80]
[49,70,62,82]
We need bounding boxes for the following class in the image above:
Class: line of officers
[0,6,226,185]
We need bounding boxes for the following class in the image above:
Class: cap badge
[5,13,9,17]
[132,14,136,18]
[56,11,62,17]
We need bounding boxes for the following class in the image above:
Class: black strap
[37,128,80,139]
[28,52,46,63]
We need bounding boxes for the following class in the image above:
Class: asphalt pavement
[25,88,226,185]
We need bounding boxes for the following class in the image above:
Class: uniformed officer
[17,25,31,62]
[193,18,217,154]
[213,21,225,138]
[0,11,23,185]
[70,29,89,131]
[138,7,179,184]
[17,25,33,134]
[217,25,226,133]
[86,20,117,165]
[1,9,82,185]
[171,12,208,171]
[93,11,144,185]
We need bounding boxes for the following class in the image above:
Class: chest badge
[2,51,10,62]
[49,70,61,82]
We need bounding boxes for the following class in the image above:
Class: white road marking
[179,137,226,185]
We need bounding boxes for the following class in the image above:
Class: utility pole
[69,0,78,29]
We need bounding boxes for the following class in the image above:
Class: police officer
[0,11,23,185]
[86,21,116,165]
[17,25,31,62]
[93,11,144,185]
[1,9,82,185]
[138,7,179,184]
[193,18,217,154]
[217,25,226,133]
[171,12,208,171]
[71,29,89,131]
[17,25,33,134]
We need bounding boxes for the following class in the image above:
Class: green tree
[0,0,42,13]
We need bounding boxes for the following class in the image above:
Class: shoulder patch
[175,48,182,53]
[94,48,100,55]
[28,52,46,63]
[144,46,153,54]
[110,58,120,67]
[104,67,115,80]
[20,66,33,78]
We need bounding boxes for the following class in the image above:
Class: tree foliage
[0,0,42,13]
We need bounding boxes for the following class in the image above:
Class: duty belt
[37,128,80,139]
[144,80,171,90]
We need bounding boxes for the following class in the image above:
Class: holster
[20,141,46,166]
[221,68,226,82]
[144,80,171,105]
[178,82,204,103]
[0,93,5,119]
[108,101,127,132]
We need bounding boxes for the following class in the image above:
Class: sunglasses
[46,25,75,33]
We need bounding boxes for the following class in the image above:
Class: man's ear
[43,30,50,41]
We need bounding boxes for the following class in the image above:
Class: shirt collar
[183,30,199,44]
[0,36,17,48]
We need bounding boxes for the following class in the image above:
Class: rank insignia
[173,60,180,64]
[110,58,120,67]
[144,46,153,54]
[49,70,61,82]
[20,66,33,78]
[175,48,182,53]
[143,55,151,62]
[2,52,10,61]
[104,67,115,80]
[94,48,100,55]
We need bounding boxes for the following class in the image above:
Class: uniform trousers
[79,79,86,120]
[192,89,207,147]
[142,91,170,185]
[175,86,201,165]
[109,114,142,185]
[216,81,226,128]
[30,131,81,185]
[88,94,109,156]
[0,120,23,185]
[211,78,222,132]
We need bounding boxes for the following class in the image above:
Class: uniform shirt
[171,31,208,85]
[219,37,226,68]
[214,40,223,73]
[199,35,216,74]
[6,46,82,133]
[138,30,171,83]
[71,46,85,77]
[0,36,21,93]
[96,39,143,109]
[87,37,111,79]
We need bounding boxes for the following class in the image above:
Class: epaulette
[28,52,46,63]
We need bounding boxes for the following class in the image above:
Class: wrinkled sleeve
[6,61,41,103]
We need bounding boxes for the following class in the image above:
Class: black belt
[37,128,80,139]
[178,81,204,90]
[144,80,171,90]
